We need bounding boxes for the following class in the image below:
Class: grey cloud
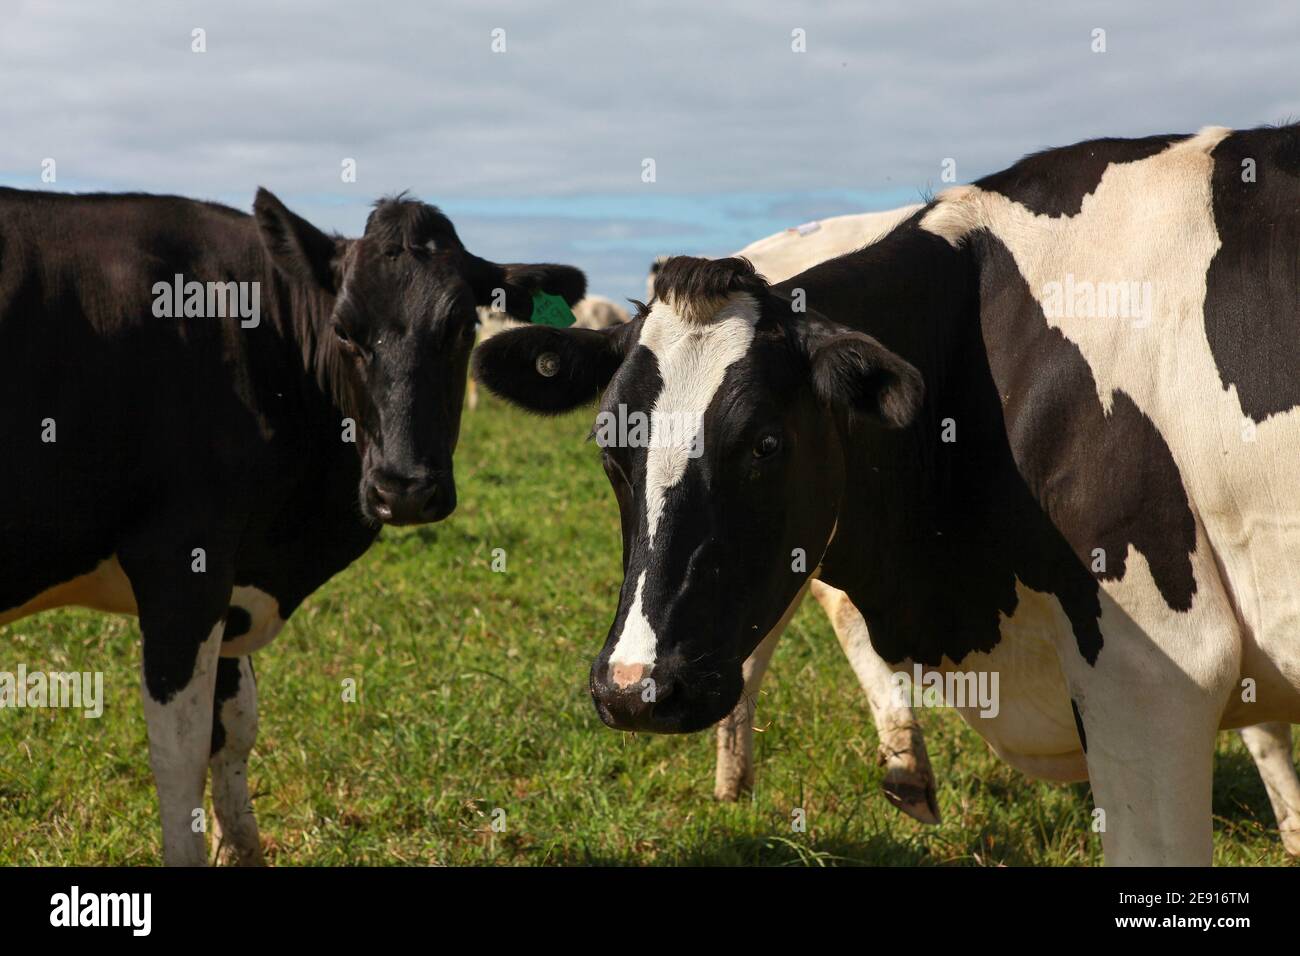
[2,0,1296,296]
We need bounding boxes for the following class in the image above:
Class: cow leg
[1239,722,1300,857]
[714,628,781,800]
[1053,580,1236,866]
[121,530,235,867]
[139,616,226,866]
[1068,668,1219,865]
[810,580,940,824]
[714,580,810,800]
[210,655,264,866]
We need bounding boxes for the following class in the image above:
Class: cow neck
[257,258,357,429]
[778,217,983,660]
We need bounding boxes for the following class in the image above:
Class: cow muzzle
[590,650,743,734]
[590,659,677,732]
[363,470,456,525]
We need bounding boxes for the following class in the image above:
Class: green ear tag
[530,291,577,328]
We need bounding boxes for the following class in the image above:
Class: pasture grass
[0,391,1292,865]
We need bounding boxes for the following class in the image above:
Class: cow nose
[611,662,649,690]
[368,476,454,525]
[592,661,673,730]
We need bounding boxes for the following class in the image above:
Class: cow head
[473,256,922,731]
[254,189,585,526]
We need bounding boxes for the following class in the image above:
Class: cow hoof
[1280,826,1300,858]
[881,770,941,825]
[714,779,752,802]
[214,842,266,867]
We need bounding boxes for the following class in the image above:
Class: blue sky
[2,0,1298,298]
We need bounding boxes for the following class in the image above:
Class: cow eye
[754,433,781,459]
[601,448,631,485]
[333,323,360,352]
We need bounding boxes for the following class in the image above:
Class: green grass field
[0,391,1292,865]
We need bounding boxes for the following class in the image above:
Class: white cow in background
[651,205,1300,852]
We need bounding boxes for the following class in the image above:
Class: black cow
[474,125,1300,865]
[0,186,584,864]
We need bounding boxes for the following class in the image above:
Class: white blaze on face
[608,570,655,675]
[606,292,761,674]
[639,294,760,544]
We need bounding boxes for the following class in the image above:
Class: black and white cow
[475,125,1300,865]
[0,187,584,865]
[713,206,1300,851]
[693,208,940,820]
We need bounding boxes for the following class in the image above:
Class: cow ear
[500,263,587,306]
[254,188,342,293]
[464,256,587,320]
[472,320,637,414]
[808,330,924,429]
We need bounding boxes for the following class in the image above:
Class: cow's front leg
[715,627,781,800]
[122,532,234,867]
[714,581,809,800]
[1073,683,1218,865]
[210,655,264,866]
[1238,722,1300,857]
[809,580,940,824]
[140,615,226,866]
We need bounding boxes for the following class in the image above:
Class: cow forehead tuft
[652,255,768,325]
[364,193,460,249]
[639,292,762,351]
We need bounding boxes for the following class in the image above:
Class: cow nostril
[368,483,397,521]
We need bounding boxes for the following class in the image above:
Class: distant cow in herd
[476,124,1300,865]
[0,186,584,865]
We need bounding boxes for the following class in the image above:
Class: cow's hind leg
[810,580,940,824]
[121,529,235,867]
[1239,722,1300,857]
[210,655,264,866]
